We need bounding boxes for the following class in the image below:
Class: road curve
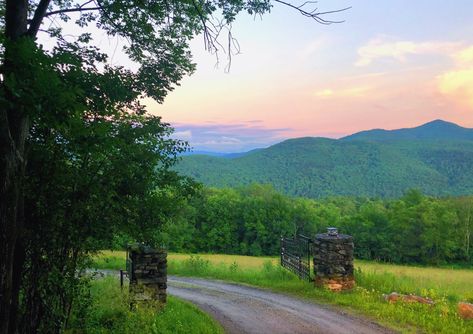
[168,276,396,334]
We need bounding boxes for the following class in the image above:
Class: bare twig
[274,0,351,24]
[192,0,350,71]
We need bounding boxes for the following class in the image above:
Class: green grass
[91,251,279,271]
[92,251,473,301]
[92,252,473,333]
[67,276,223,334]
[356,260,473,302]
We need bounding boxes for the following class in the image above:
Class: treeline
[120,184,472,265]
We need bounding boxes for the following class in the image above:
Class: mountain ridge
[342,119,473,142]
[175,120,473,198]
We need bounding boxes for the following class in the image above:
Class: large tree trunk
[0,1,29,333]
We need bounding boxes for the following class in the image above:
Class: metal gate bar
[280,234,313,281]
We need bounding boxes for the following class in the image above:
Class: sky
[41,1,473,153]
[145,0,473,152]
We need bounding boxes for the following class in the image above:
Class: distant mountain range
[175,120,473,198]
[181,149,262,158]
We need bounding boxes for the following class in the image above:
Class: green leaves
[154,184,473,266]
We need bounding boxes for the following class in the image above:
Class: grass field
[67,276,223,334]
[356,260,473,301]
[92,251,473,333]
[93,251,473,300]
[93,250,279,270]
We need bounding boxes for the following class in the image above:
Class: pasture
[92,251,473,333]
[94,251,473,300]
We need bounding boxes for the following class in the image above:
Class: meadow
[67,276,223,334]
[93,251,473,333]
[94,251,473,300]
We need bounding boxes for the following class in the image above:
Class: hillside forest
[176,120,473,198]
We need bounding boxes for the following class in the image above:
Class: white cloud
[171,123,292,152]
[220,136,242,144]
[355,36,461,66]
[172,130,192,140]
[298,37,328,61]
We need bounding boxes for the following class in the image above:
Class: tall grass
[92,250,127,270]
[92,251,279,270]
[357,260,473,302]
[167,256,473,334]
[67,276,223,334]
[92,252,473,333]
[93,251,473,300]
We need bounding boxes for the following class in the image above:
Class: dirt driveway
[168,276,397,334]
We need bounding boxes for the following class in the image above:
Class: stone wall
[313,228,354,291]
[127,244,167,305]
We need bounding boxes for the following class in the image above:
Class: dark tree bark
[1,1,33,333]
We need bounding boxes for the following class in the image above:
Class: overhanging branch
[28,0,52,37]
[44,6,102,18]
[28,0,103,37]
[273,0,351,24]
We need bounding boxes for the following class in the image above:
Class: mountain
[343,119,473,142]
[175,120,473,198]
[181,148,262,158]
[180,150,231,157]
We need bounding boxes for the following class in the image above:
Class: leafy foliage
[144,185,473,265]
[11,38,198,332]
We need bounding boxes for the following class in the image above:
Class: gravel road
[168,276,396,334]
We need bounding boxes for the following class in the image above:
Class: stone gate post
[313,228,355,291]
[127,243,167,305]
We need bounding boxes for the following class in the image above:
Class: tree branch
[44,5,101,18]
[273,0,351,24]
[28,0,52,37]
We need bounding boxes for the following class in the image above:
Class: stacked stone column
[128,244,167,305]
[313,228,354,291]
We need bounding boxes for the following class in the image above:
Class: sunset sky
[41,1,473,152]
[142,0,473,152]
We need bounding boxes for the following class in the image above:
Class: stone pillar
[127,244,167,306]
[313,228,354,291]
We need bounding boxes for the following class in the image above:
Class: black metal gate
[280,234,313,281]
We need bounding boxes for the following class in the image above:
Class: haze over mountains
[176,120,473,198]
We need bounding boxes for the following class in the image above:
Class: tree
[5,39,194,332]
[453,197,473,261]
[1,1,347,332]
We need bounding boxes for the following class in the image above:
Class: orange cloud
[314,86,371,98]
[438,45,473,109]
[314,89,334,97]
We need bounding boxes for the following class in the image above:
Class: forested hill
[175,120,473,198]
[343,119,473,142]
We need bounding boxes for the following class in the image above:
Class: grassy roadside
[67,276,223,334]
[91,251,279,270]
[92,252,473,334]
